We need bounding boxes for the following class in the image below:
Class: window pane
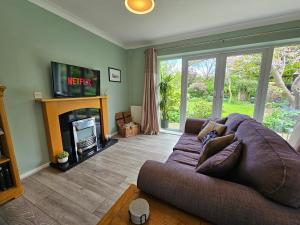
[187,58,216,119]
[159,59,182,130]
[222,53,262,117]
[263,45,300,141]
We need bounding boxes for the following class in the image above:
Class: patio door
[262,45,300,141]
[180,56,218,129]
[159,58,182,130]
[161,45,299,135]
[179,50,271,130]
[218,51,266,119]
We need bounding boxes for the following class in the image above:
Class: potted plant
[57,151,69,164]
[160,75,173,128]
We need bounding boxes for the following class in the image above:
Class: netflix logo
[67,77,93,87]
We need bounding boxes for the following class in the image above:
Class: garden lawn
[222,101,254,118]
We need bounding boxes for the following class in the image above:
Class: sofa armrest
[137,161,299,225]
[184,118,206,134]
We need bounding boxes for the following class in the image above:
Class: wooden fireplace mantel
[36,96,109,163]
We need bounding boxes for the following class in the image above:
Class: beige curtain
[141,48,159,135]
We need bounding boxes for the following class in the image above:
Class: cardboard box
[115,112,140,138]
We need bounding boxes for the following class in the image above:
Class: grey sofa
[137,114,300,225]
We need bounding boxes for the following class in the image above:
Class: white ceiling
[28,0,300,49]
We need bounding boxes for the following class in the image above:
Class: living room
[0,0,300,224]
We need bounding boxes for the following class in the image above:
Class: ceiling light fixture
[125,0,155,15]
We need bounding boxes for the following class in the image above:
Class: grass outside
[222,101,254,118]
[166,99,295,141]
[166,100,254,128]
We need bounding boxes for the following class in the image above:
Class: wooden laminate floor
[0,133,179,225]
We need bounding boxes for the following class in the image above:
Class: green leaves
[159,75,175,120]
[57,151,69,159]
[263,103,300,133]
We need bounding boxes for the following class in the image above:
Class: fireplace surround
[36,96,116,170]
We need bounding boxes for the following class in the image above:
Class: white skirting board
[20,162,49,180]
[111,131,118,137]
[20,132,119,179]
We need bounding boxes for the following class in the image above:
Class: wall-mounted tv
[51,62,100,98]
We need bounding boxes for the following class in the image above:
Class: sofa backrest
[235,119,300,208]
[224,113,252,135]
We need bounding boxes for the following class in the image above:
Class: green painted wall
[0,0,129,174]
[127,20,300,106]
[1,0,300,176]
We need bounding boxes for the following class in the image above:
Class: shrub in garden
[188,82,207,98]
[263,106,300,133]
[187,98,212,118]
[168,110,180,123]
[266,82,284,102]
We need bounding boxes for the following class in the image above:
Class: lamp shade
[125,0,155,14]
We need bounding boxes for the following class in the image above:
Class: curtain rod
[156,26,300,52]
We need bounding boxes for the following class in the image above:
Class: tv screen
[51,62,100,97]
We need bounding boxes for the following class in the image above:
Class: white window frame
[158,42,298,131]
[216,48,273,121]
[181,53,218,130]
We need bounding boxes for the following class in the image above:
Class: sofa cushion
[167,150,200,169]
[224,113,252,135]
[173,133,202,153]
[184,118,207,134]
[197,121,227,140]
[138,160,300,225]
[202,130,218,145]
[201,117,228,130]
[197,134,235,166]
[196,140,242,178]
[217,117,228,125]
[235,119,300,208]
[165,160,195,171]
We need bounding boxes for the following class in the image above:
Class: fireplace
[59,108,101,163]
[36,96,118,171]
[73,118,98,155]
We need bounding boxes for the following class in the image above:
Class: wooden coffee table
[98,184,212,225]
